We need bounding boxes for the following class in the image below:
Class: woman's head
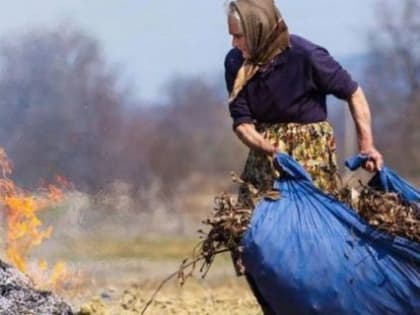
[227,0,289,64]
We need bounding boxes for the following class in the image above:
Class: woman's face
[228,15,250,59]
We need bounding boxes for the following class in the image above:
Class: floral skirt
[238,121,339,208]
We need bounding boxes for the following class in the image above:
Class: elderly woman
[224,0,383,314]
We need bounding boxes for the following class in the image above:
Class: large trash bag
[345,154,420,203]
[241,153,420,315]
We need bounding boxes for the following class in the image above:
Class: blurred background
[0,0,418,313]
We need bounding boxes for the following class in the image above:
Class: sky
[0,0,377,102]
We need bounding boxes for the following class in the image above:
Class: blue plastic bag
[242,153,420,315]
[345,154,420,203]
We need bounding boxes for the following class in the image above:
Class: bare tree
[0,24,127,190]
[141,75,245,195]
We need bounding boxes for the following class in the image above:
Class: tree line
[0,25,245,195]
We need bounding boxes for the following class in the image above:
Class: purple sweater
[225,35,358,129]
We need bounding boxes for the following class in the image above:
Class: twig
[139,248,230,315]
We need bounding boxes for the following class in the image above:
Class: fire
[4,196,53,271]
[0,147,73,289]
[36,259,73,290]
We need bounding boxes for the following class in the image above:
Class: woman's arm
[235,123,278,155]
[347,86,384,171]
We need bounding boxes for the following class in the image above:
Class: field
[76,277,261,315]
[31,237,262,315]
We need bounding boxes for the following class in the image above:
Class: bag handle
[344,154,371,171]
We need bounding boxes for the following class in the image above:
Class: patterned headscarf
[228,0,290,103]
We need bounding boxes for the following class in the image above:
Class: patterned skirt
[236,121,340,307]
[238,121,339,209]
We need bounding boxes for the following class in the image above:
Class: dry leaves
[335,184,419,242]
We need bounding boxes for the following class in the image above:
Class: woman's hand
[234,123,279,155]
[360,146,384,172]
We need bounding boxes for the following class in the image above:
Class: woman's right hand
[261,140,280,156]
[234,123,278,155]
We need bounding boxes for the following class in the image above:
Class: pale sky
[0,0,377,102]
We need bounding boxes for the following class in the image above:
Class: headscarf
[228,0,290,103]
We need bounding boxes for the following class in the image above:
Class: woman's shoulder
[290,34,330,59]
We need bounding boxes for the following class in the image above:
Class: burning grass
[0,147,77,292]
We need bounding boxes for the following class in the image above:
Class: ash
[0,260,73,315]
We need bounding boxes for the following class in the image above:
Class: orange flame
[4,196,53,271]
[0,147,75,289]
[35,259,74,291]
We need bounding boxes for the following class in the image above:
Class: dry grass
[76,278,261,315]
[43,237,201,262]
[28,236,259,314]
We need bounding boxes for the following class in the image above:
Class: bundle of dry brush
[334,184,419,242]
[183,177,419,281]
[178,173,276,280]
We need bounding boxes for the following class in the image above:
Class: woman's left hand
[360,147,384,172]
